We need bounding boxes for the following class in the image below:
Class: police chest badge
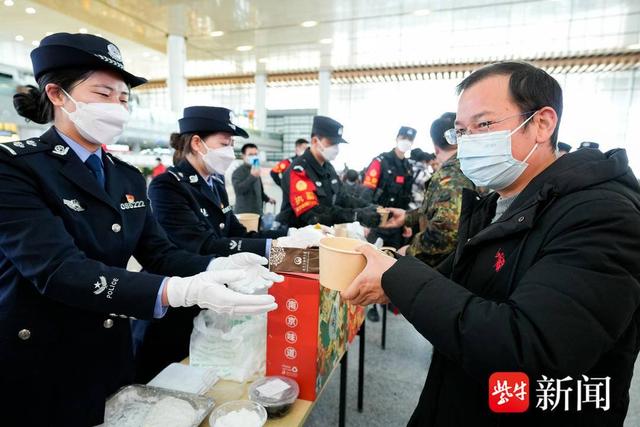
[120,194,145,210]
[63,198,85,212]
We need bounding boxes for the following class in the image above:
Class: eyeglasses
[444,111,536,145]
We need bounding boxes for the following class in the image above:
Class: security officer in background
[362,126,416,213]
[277,116,380,228]
[1,33,279,426]
[137,107,285,382]
[362,126,415,245]
[382,112,475,266]
[270,138,309,187]
[361,126,416,321]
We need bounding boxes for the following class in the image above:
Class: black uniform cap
[178,106,249,138]
[312,115,348,144]
[578,141,599,150]
[31,32,147,87]
[557,142,572,153]
[397,126,417,141]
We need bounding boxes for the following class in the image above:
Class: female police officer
[0,33,279,426]
[134,106,285,381]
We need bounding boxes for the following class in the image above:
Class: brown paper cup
[319,237,372,291]
[236,213,260,232]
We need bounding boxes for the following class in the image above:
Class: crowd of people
[1,31,639,427]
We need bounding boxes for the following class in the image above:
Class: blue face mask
[457,112,538,190]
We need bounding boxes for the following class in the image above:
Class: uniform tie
[85,154,105,189]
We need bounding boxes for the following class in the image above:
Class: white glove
[208,252,284,294]
[276,225,326,248]
[167,270,278,315]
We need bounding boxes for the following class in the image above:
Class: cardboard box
[269,245,319,274]
[266,273,364,401]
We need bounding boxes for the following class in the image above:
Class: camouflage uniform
[405,154,475,266]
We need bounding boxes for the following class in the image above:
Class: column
[318,68,331,116]
[254,69,267,130]
[167,34,187,114]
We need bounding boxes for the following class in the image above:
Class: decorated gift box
[265,273,364,401]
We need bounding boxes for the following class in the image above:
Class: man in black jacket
[342,61,640,426]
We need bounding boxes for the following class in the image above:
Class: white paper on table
[148,363,219,395]
[256,378,291,399]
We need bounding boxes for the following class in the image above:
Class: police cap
[557,142,572,153]
[578,141,599,150]
[31,32,147,87]
[311,115,348,144]
[397,126,417,141]
[178,106,249,138]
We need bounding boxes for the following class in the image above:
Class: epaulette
[106,152,142,173]
[0,138,49,157]
[166,167,186,182]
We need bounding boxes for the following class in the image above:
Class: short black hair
[456,61,563,149]
[241,143,258,154]
[430,112,456,151]
[345,169,359,182]
[295,138,309,147]
[557,142,572,153]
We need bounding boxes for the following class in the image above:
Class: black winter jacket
[383,148,640,426]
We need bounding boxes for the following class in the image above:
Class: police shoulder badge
[52,145,69,156]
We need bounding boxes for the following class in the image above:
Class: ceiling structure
[0,0,639,82]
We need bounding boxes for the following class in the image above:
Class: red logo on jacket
[494,249,506,272]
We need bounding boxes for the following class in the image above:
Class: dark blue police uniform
[0,33,212,426]
[134,107,283,382]
[0,128,211,426]
[149,159,275,257]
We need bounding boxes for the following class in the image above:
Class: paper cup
[377,207,390,226]
[333,223,349,238]
[319,237,371,291]
[236,213,260,232]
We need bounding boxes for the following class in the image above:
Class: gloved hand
[354,207,381,228]
[167,270,278,315]
[276,224,326,248]
[208,252,284,294]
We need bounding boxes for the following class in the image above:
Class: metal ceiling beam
[139,51,640,90]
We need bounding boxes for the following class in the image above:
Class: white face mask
[60,88,130,145]
[396,138,413,153]
[199,144,236,175]
[319,142,339,161]
[457,112,538,190]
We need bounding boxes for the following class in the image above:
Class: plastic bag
[189,309,266,382]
